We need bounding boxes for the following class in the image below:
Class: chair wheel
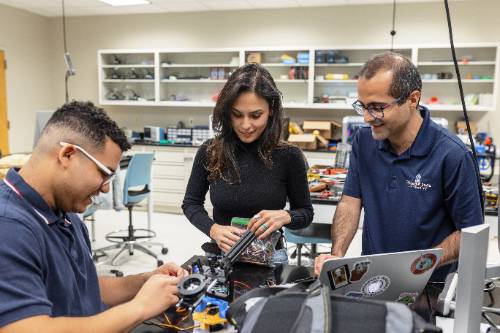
[111,269,124,277]
[161,248,168,255]
[157,260,164,267]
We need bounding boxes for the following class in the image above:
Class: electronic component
[176,230,257,312]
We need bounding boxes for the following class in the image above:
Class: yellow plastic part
[193,309,227,330]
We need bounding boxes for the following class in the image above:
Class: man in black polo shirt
[315,52,483,282]
[0,101,185,332]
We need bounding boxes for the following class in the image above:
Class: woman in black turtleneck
[182,63,313,253]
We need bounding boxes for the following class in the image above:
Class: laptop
[319,248,443,305]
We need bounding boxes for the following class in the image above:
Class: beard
[369,118,389,140]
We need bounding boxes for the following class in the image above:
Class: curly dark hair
[358,51,422,104]
[206,63,285,183]
[43,101,130,152]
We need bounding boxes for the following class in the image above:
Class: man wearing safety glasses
[314,52,483,283]
[0,101,186,332]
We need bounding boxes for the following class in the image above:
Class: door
[0,50,9,156]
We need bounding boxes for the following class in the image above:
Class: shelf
[315,63,365,67]
[161,79,227,83]
[310,103,354,110]
[159,101,216,107]
[315,80,358,83]
[423,104,492,111]
[283,102,311,108]
[102,64,154,68]
[422,79,494,83]
[101,100,157,106]
[259,63,309,67]
[418,61,495,66]
[161,64,238,68]
[103,79,155,83]
[275,79,308,83]
[99,46,498,110]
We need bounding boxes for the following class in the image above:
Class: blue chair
[284,224,332,266]
[95,153,167,267]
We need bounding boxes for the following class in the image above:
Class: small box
[247,52,262,64]
[303,120,341,140]
[456,120,477,135]
[288,134,317,150]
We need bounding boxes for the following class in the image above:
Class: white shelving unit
[98,44,499,112]
[244,49,310,105]
[98,50,157,103]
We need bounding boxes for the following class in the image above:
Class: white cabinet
[131,145,198,213]
[131,145,335,214]
[417,46,498,111]
[98,44,499,112]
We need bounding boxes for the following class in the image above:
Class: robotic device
[176,230,257,312]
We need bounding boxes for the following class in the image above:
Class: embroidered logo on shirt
[406,173,432,190]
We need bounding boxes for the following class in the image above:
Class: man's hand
[154,262,188,278]
[314,254,340,276]
[132,274,180,321]
[209,224,245,253]
[248,210,291,240]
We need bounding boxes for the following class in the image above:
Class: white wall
[46,1,500,139]
[2,1,500,152]
[0,4,53,153]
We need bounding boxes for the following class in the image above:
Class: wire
[233,280,252,290]
[157,323,200,331]
[62,0,70,103]
[390,0,397,51]
[483,312,499,330]
[62,0,68,54]
[443,0,485,214]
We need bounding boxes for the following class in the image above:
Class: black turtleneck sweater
[182,140,314,237]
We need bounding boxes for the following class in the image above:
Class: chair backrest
[123,153,154,205]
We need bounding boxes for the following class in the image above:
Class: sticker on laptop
[350,260,371,282]
[345,291,364,299]
[327,264,351,290]
[396,292,418,306]
[361,275,390,297]
[410,253,437,275]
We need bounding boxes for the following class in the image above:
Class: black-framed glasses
[352,96,404,119]
[59,141,116,185]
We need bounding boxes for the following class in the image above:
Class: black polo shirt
[343,107,483,281]
[0,169,105,327]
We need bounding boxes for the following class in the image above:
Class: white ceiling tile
[0,0,473,16]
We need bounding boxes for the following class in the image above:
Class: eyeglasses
[352,96,404,119]
[59,141,115,185]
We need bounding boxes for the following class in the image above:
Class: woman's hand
[248,210,291,240]
[209,223,245,253]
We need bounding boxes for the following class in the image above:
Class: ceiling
[0,0,470,17]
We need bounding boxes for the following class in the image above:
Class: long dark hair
[206,63,285,183]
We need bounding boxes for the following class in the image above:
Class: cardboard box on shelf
[288,134,317,150]
[247,52,262,64]
[303,120,341,140]
[456,120,477,135]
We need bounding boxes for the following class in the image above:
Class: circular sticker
[410,254,437,275]
[361,275,390,297]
